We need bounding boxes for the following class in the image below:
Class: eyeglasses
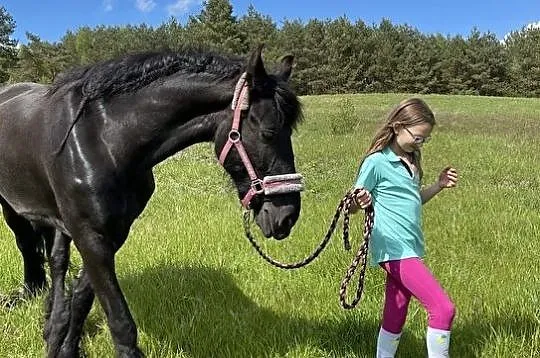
[404,127,431,144]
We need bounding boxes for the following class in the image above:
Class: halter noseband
[218,73,304,208]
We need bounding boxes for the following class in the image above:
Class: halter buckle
[250,179,264,194]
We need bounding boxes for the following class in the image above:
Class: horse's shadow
[120,265,403,358]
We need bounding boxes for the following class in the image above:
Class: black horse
[0,45,303,357]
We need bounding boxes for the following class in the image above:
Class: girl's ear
[391,122,402,134]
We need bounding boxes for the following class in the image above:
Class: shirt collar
[381,146,401,162]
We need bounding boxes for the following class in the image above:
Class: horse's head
[216,45,303,240]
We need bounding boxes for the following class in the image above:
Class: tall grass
[1,94,539,357]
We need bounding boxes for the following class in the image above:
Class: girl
[351,98,458,358]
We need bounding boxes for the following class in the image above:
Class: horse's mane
[48,49,245,100]
[48,48,302,154]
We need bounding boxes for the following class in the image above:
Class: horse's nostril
[278,213,295,232]
[284,216,293,229]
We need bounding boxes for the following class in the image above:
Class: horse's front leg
[58,172,154,357]
[62,227,143,358]
[57,267,94,358]
[43,229,72,358]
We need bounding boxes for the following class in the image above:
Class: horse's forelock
[273,79,303,129]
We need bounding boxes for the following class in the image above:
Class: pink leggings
[380,257,456,333]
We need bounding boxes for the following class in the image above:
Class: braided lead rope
[242,200,342,269]
[244,188,374,309]
[339,190,374,309]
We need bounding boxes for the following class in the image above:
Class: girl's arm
[421,166,458,204]
[421,182,442,204]
[351,155,378,214]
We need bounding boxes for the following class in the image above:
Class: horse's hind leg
[1,201,46,304]
[43,229,72,358]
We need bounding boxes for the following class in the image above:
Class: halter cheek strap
[218,73,304,208]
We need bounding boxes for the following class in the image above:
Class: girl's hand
[438,166,458,189]
[347,189,372,214]
[354,188,372,209]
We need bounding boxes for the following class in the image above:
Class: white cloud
[136,0,157,13]
[103,0,113,12]
[167,0,198,16]
[502,20,540,43]
[0,42,20,50]
[525,21,540,31]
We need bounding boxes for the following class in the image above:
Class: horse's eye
[260,129,276,141]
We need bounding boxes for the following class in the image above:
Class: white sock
[376,327,402,358]
[426,327,451,357]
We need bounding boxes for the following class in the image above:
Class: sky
[3,0,540,44]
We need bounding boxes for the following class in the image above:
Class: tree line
[1,0,539,97]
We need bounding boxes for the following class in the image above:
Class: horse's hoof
[0,290,30,310]
[117,346,145,358]
[0,284,47,310]
[56,344,81,358]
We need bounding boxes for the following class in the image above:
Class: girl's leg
[382,257,456,357]
[380,269,412,333]
[376,267,412,357]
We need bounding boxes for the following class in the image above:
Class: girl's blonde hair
[362,98,435,181]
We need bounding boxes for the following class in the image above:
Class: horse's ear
[278,55,294,82]
[246,43,267,83]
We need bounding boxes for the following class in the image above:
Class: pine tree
[9,33,69,83]
[0,6,18,83]
[238,5,277,55]
[505,26,540,97]
[185,0,245,54]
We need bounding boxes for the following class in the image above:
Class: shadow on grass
[452,310,540,357]
[8,265,534,357]
[120,265,425,357]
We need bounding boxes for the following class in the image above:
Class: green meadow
[1,94,539,357]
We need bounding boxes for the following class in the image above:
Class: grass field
[1,93,539,357]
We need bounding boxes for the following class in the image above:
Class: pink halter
[218,73,304,208]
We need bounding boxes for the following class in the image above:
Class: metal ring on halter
[228,130,241,143]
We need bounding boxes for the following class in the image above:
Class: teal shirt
[354,146,424,266]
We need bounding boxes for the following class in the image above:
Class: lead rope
[243,188,374,309]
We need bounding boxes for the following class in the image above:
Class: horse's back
[0,82,47,106]
[0,82,50,146]
[0,82,49,129]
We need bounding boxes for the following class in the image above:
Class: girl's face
[395,122,433,153]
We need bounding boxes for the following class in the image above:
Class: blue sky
[3,0,540,44]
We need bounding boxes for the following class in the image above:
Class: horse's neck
[145,111,229,167]
[107,78,235,171]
